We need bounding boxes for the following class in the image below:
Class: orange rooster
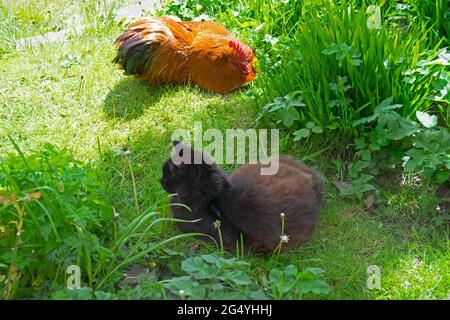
[113,16,256,94]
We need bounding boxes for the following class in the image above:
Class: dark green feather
[113,35,160,75]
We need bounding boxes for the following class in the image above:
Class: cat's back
[229,156,323,198]
[222,156,323,251]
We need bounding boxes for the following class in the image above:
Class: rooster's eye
[239,63,249,74]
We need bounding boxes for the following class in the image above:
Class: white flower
[116,149,131,156]
[280,213,285,219]
[280,234,289,243]
[213,220,221,229]
[193,14,210,21]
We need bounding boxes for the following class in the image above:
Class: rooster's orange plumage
[113,16,256,94]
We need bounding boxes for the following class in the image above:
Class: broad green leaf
[305,121,315,129]
[322,43,340,55]
[348,160,370,177]
[298,268,325,280]
[353,114,379,126]
[435,171,450,184]
[182,256,217,279]
[311,126,323,134]
[351,59,362,66]
[222,270,252,285]
[164,276,207,300]
[249,291,269,300]
[278,106,300,127]
[384,117,419,140]
[268,265,298,293]
[293,128,310,141]
[297,279,331,295]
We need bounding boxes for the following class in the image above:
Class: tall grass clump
[0,142,112,299]
[254,1,448,136]
[402,0,449,44]
[0,141,202,299]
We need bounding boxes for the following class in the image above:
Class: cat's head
[160,141,229,198]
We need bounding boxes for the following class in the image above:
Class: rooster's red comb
[228,40,248,61]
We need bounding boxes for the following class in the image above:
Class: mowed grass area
[0,1,448,299]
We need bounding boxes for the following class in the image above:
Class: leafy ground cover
[0,0,448,299]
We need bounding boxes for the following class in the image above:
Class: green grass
[0,0,448,299]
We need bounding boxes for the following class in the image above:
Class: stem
[240,233,244,259]
[126,156,140,214]
[217,224,224,255]
[5,198,24,300]
[272,213,286,257]
[51,262,63,290]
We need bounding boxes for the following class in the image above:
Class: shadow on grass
[103,77,257,122]
[103,78,181,121]
[98,89,258,216]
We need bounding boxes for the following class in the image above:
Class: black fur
[160,141,324,253]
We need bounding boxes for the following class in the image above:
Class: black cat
[160,141,324,252]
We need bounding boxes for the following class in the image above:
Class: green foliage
[0,142,112,299]
[268,264,331,300]
[322,43,363,67]
[159,0,229,20]
[114,277,165,300]
[341,98,450,199]
[403,126,450,184]
[51,278,165,300]
[255,92,305,128]
[163,255,331,300]
[0,3,19,55]
[398,0,450,44]
[163,254,267,300]
[48,256,332,300]
[251,1,449,134]
[0,142,202,299]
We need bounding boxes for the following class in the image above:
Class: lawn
[0,0,448,300]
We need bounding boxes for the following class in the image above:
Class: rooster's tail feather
[113,18,178,76]
[113,37,160,75]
